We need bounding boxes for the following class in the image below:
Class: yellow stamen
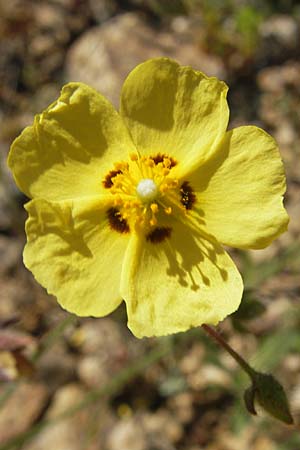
[150,203,159,214]
[146,158,155,167]
[150,217,157,226]
[159,184,168,193]
[113,196,122,206]
[163,158,171,168]
[103,153,185,234]
[130,153,138,161]
[114,162,128,171]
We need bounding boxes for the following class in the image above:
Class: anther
[164,207,172,215]
[163,158,171,168]
[169,179,179,188]
[146,158,155,167]
[150,203,159,214]
[150,218,158,227]
[130,153,138,161]
[114,162,128,170]
[113,196,122,206]
[159,185,168,193]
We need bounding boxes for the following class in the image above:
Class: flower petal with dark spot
[107,208,130,233]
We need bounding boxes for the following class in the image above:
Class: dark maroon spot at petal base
[107,208,130,234]
[146,227,172,244]
[180,181,196,210]
[103,169,123,189]
[151,153,177,168]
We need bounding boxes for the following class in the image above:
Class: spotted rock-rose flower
[8,58,288,337]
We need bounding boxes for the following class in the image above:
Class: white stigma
[136,178,158,202]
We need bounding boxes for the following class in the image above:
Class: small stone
[30,35,56,58]
[258,15,300,65]
[0,351,17,380]
[257,67,286,93]
[284,354,300,373]
[106,417,147,450]
[88,0,117,23]
[0,276,31,318]
[260,15,299,51]
[167,392,194,424]
[0,382,49,444]
[34,3,65,30]
[179,344,204,375]
[275,121,297,147]
[143,409,183,444]
[0,329,34,352]
[70,318,125,356]
[24,383,114,450]
[257,62,300,93]
[38,341,77,391]
[0,236,22,276]
[187,364,231,390]
[23,384,88,450]
[78,355,110,388]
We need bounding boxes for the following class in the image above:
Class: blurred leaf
[231,290,266,333]
[235,5,262,41]
[232,290,266,322]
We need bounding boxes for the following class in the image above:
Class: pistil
[136,178,158,202]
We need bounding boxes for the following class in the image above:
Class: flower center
[136,178,158,202]
[103,152,196,240]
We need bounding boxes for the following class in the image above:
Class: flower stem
[202,324,256,380]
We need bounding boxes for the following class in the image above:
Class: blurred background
[0,0,300,449]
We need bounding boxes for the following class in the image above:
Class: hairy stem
[202,324,256,379]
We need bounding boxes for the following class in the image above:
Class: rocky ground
[0,1,299,449]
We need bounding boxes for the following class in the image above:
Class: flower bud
[244,372,293,424]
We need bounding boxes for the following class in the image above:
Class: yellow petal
[8,82,135,201]
[120,58,229,176]
[189,126,289,249]
[120,222,243,338]
[24,197,130,316]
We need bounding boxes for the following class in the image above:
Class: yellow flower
[8,58,288,338]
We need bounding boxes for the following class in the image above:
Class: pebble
[260,14,299,53]
[106,417,147,450]
[23,384,87,450]
[0,382,49,444]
